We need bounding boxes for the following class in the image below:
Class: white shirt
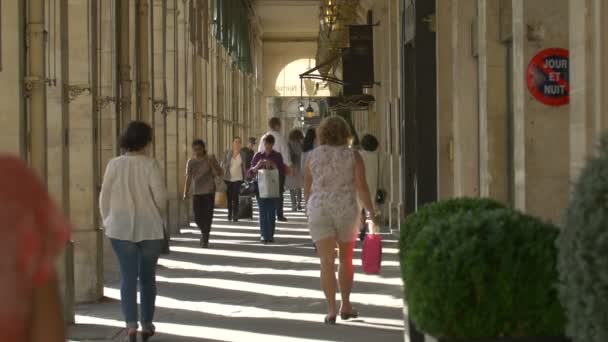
[99,155,167,242]
[258,130,293,167]
[229,154,243,181]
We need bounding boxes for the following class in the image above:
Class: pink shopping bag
[362,234,382,274]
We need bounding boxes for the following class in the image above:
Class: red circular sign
[526,48,569,106]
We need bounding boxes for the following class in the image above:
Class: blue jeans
[257,197,277,241]
[110,239,164,330]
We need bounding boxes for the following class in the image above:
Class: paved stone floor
[70,198,405,342]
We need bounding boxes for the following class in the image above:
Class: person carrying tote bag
[248,135,286,243]
[258,168,280,199]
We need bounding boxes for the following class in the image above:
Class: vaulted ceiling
[254,0,321,41]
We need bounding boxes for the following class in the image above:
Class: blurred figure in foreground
[0,155,70,342]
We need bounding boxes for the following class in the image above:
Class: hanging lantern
[306,104,315,118]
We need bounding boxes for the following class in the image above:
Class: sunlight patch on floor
[180,229,315,240]
[157,257,404,286]
[168,245,402,268]
[153,276,403,308]
[75,315,338,342]
[170,237,317,250]
[102,287,404,331]
[209,223,312,233]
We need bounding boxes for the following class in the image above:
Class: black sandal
[142,329,155,342]
[340,310,359,320]
[324,315,337,325]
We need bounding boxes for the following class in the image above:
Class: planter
[428,335,570,342]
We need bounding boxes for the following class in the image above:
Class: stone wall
[0,0,264,320]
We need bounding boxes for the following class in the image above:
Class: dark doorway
[401,0,437,341]
[400,2,437,222]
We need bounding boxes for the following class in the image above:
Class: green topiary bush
[404,209,566,339]
[557,135,608,342]
[399,198,505,284]
[400,197,506,254]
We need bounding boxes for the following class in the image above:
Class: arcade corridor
[70,201,404,341]
[3,0,608,341]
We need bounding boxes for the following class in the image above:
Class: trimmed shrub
[400,198,506,284]
[404,209,566,339]
[558,135,608,342]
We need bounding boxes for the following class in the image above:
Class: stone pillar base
[179,201,190,228]
[56,241,75,323]
[388,200,403,232]
[168,198,181,234]
[73,229,104,303]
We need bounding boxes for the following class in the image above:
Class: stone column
[166,0,180,234]
[96,0,119,316]
[452,0,480,197]
[152,0,167,174]
[0,1,26,155]
[436,0,454,200]
[98,1,118,180]
[27,0,47,180]
[512,0,570,221]
[49,0,74,322]
[194,51,205,138]
[477,0,509,202]
[136,0,151,123]
[117,0,132,130]
[569,0,608,182]
[209,42,218,154]
[65,0,103,303]
[177,0,189,228]
[217,49,226,150]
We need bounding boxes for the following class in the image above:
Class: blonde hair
[317,116,352,146]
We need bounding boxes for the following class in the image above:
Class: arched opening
[273,58,331,98]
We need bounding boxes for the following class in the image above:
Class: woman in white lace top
[303,116,379,325]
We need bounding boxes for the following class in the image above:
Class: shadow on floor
[72,203,405,342]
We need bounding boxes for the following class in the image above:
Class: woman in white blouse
[221,137,247,222]
[99,121,167,342]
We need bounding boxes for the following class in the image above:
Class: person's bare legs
[317,237,338,317]
[338,240,356,314]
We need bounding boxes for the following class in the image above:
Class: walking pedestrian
[183,139,223,248]
[303,116,379,325]
[242,137,256,170]
[302,128,318,250]
[358,134,380,241]
[99,121,167,341]
[258,117,292,222]
[0,155,70,342]
[286,129,304,212]
[301,128,317,180]
[249,135,286,243]
[221,137,247,222]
